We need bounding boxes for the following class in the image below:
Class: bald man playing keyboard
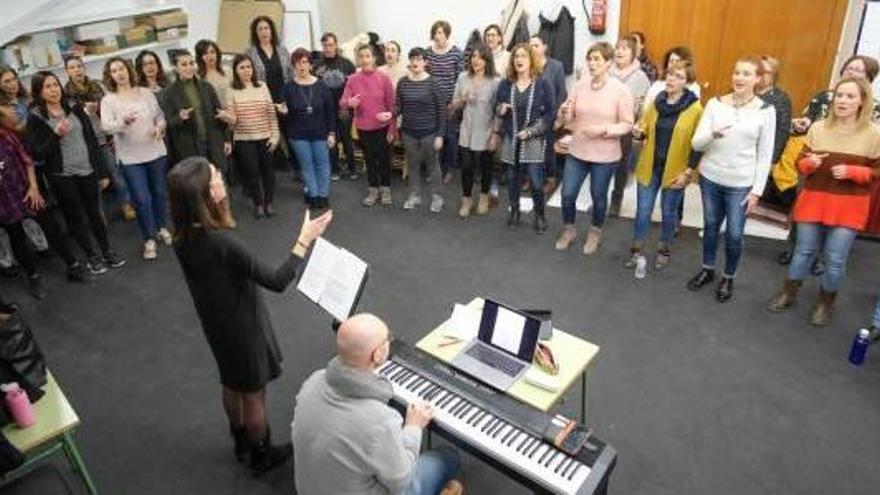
[292,313,463,495]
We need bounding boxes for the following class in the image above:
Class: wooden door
[620,0,848,113]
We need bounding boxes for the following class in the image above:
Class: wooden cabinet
[620,0,848,113]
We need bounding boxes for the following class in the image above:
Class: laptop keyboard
[466,344,526,376]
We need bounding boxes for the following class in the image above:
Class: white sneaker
[143,239,158,260]
[429,194,444,213]
[157,228,172,246]
[402,193,421,210]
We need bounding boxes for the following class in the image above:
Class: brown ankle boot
[555,225,577,250]
[583,226,603,255]
[810,290,837,326]
[459,196,472,218]
[477,193,490,214]
[768,279,803,313]
[441,479,463,495]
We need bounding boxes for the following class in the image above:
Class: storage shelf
[1,0,183,47]
[18,38,185,77]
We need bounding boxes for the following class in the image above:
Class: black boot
[230,425,248,463]
[315,197,328,214]
[776,250,792,265]
[507,207,520,228]
[686,268,715,291]
[249,430,292,477]
[715,276,734,302]
[0,297,18,314]
[534,207,546,234]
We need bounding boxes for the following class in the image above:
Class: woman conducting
[169,156,331,475]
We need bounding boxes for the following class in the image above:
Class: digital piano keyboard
[378,340,616,495]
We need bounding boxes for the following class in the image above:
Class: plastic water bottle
[634,254,647,279]
[1,382,35,427]
[848,329,870,366]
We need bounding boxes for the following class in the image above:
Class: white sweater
[692,97,775,195]
[101,87,167,165]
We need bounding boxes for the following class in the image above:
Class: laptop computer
[450,299,541,391]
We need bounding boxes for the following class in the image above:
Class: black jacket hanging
[538,6,576,75]
[462,29,483,70]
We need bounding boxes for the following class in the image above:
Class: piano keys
[379,340,616,495]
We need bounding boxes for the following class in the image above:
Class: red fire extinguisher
[585,0,607,35]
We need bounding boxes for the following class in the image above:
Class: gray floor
[2,173,878,495]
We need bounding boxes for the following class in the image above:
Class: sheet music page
[317,247,368,321]
[296,237,335,303]
[443,304,481,340]
[491,306,526,354]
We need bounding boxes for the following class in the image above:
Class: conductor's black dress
[174,230,301,391]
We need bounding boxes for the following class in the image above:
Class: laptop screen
[477,299,541,361]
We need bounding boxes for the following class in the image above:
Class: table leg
[580,371,588,424]
[61,431,98,495]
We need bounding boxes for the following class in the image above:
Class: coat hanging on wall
[538,6,575,75]
[500,0,530,51]
[462,29,483,70]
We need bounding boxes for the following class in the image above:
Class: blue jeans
[121,157,167,240]
[788,222,856,292]
[699,176,750,277]
[290,139,331,199]
[561,156,617,226]
[633,167,684,245]
[102,147,130,205]
[404,448,461,495]
[507,162,545,211]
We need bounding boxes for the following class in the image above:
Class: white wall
[352,0,621,77]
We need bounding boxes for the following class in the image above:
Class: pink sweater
[564,77,634,163]
[339,69,396,132]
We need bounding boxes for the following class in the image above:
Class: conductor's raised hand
[297,209,333,248]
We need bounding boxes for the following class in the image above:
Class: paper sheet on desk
[443,304,481,341]
[296,237,368,321]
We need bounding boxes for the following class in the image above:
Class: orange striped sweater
[793,121,880,230]
[230,84,280,142]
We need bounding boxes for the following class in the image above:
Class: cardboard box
[142,10,188,30]
[122,25,157,46]
[81,36,119,56]
[74,19,132,41]
[156,27,187,42]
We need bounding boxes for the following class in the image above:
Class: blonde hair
[666,60,696,84]
[760,54,781,84]
[827,77,875,130]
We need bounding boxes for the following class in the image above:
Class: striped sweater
[395,75,445,139]
[425,46,463,107]
[793,121,880,230]
[229,84,280,142]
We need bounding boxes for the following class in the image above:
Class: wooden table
[2,372,98,494]
[416,297,600,423]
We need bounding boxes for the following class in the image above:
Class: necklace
[731,93,757,122]
[732,93,756,109]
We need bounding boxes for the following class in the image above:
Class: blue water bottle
[848,329,870,366]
